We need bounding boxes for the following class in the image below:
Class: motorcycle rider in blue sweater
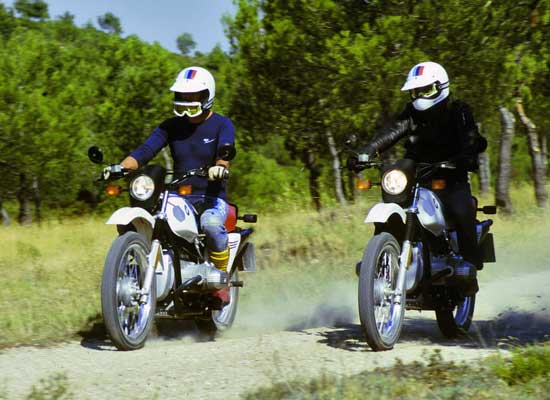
[104,66,235,273]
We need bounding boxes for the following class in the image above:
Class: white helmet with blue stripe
[401,61,449,111]
[170,66,215,117]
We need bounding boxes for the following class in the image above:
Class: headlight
[129,175,155,201]
[381,169,408,195]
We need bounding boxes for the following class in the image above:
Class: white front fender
[106,207,155,239]
[364,203,406,224]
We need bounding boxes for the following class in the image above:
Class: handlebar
[98,165,229,184]
[171,167,210,186]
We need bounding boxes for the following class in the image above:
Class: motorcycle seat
[225,204,238,232]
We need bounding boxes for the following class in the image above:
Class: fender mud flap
[480,233,496,264]
[235,242,256,272]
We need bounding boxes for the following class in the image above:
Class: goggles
[173,101,203,118]
[409,83,439,100]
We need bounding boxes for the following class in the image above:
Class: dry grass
[0,186,549,347]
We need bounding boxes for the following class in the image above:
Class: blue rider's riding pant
[186,196,228,252]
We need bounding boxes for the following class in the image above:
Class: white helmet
[401,61,449,111]
[170,66,215,117]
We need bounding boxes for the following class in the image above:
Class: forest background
[0,0,549,224]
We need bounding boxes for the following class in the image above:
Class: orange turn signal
[105,185,122,197]
[431,179,446,190]
[356,179,372,191]
[178,185,193,195]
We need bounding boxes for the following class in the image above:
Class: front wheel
[196,270,240,338]
[435,295,476,338]
[358,232,404,351]
[101,232,156,350]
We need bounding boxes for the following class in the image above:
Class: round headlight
[381,169,408,195]
[129,175,155,201]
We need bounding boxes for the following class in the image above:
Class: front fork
[139,190,170,304]
[139,239,162,304]
[394,186,419,305]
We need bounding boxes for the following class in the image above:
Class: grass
[0,186,549,398]
[0,372,74,400]
[242,344,550,400]
[0,186,549,347]
[0,218,112,347]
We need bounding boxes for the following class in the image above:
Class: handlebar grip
[222,169,230,180]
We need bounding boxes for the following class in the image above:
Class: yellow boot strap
[210,248,229,272]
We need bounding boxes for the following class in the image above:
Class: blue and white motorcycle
[88,145,257,350]
[351,154,496,351]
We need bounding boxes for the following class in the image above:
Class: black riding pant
[435,182,481,267]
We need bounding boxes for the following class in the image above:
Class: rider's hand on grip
[208,165,228,181]
[102,164,124,181]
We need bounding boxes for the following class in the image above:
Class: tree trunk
[17,173,32,225]
[326,130,347,206]
[496,107,514,214]
[304,149,322,211]
[515,99,547,207]
[478,152,490,197]
[32,174,41,225]
[541,132,548,176]
[477,123,490,197]
[0,196,11,226]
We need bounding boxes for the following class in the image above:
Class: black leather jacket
[358,98,487,184]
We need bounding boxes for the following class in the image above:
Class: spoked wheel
[435,295,476,338]
[196,270,240,338]
[101,232,156,350]
[358,232,404,351]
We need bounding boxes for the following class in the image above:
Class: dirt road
[1,268,549,400]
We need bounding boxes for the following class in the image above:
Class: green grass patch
[491,343,550,385]
[0,218,112,347]
[243,345,550,400]
[25,373,74,400]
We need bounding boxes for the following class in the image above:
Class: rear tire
[358,233,404,351]
[101,232,156,350]
[435,295,475,338]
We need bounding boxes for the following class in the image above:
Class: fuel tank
[416,188,446,237]
[165,193,199,241]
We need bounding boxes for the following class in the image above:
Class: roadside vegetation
[243,345,550,400]
[0,186,548,348]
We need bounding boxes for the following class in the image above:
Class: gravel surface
[1,268,549,400]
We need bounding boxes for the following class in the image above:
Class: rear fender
[106,207,155,241]
[227,232,242,274]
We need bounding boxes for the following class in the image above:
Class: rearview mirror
[217,144,236,161]
[478,205,497,215]
[88,146,104,164]
[344,134,358,147]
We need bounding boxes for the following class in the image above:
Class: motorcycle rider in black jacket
[349,61,487,295]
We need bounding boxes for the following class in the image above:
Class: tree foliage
[13,0,48,20]
[176,32,196,56]
[97,12,122,35]
[0,0,549,222]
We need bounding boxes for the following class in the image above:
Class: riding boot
[209,246,230,272]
